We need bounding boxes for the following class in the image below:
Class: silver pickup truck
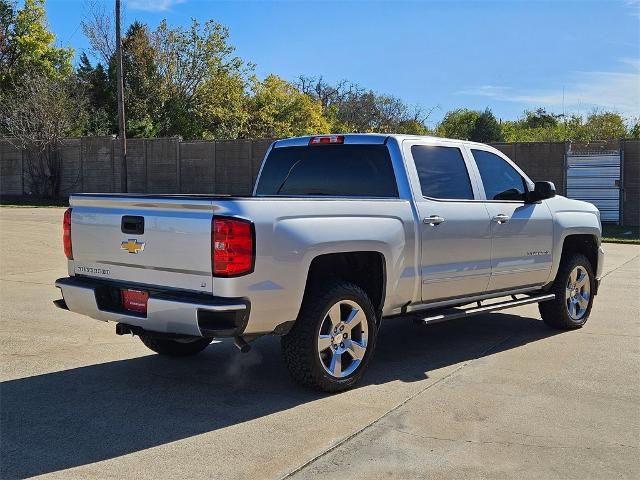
[55,134,604,391]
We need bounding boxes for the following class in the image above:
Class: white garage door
[566,153,621,223]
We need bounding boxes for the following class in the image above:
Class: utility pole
[115,0,127,192]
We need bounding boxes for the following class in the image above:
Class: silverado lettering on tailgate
[75,265,111,276]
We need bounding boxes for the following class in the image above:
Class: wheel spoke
[569,268,578,285]
[329,351,342,376]
[327,304,342,328]
[344,307,364,331]
[577,294,589,310]
[576,270,588,288]
[318,334,332,352]
[347,339,366,360]
[569,300,577,318]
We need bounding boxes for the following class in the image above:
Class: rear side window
[411,145,474,200]
[472,149,527,201]
[256,145,398,197]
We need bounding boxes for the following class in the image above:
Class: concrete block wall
[145,138,179,193]
[0,140,23,195]
[622,139,640,226]
[180,141,216,194]
[125,139,147,194]
[82,137,115,193]
[215,140,253,195]
[59,139,82,195]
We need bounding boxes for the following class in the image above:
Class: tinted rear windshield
[255,144,398,197]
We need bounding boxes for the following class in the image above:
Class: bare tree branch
[0,74,87,196]
[81,0,115,65]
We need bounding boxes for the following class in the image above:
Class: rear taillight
[309,135,344,145]
[63,208,73,259]
[212,217,254,277]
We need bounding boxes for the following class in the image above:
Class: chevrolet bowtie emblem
[121,239,145,254]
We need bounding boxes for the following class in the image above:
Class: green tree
[502,108,579,142]
[436,109,480,139]
[76,52,113,135]
[436,108,503,142]
[245,74,329,138]
[471,108,504,142]
[0,0,73,90]
[578,111,627,141]
[196,71,248,139]
[121,22,161,137]
[628,119,640,139]
[523,108,559,129]
[151,18,250,139]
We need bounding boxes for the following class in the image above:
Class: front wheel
[139,335,212,357]
[281,281,378,392]
[539,253,595,330]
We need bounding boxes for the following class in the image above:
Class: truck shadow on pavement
[1,313,560,478]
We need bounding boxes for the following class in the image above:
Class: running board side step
[420,293,556,325]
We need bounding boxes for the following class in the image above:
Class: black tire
[281,281,378,393]
[539,253,595,330]
[139,335,212,357]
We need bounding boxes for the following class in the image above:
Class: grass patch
[602,224,640,244]
[0,196,68,207]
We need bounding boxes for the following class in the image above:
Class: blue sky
[45,0,640,125]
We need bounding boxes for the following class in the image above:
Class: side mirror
[528,181,556,202]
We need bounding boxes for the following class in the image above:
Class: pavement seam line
[601,253,640,279]
[279,333,516,479]
[390,428,637,450]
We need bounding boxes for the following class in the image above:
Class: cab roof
[272,133,493,149]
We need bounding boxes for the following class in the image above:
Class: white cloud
[459,60,640,117]
[128,0,187,12]
[625,0,640,17]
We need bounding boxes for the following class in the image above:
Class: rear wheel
[281,281,378,392]
[539,253,594,330]
[139,335,212,357]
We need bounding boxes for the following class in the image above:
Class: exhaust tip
[115,323,132,336]
[53,298,68,310]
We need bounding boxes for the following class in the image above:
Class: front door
[470,148,554,292]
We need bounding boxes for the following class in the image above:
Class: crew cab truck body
[55,134,604,391]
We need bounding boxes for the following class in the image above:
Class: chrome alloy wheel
[317,300,369,378]
[565,266,591,321]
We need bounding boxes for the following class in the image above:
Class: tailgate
[69,195,215,293]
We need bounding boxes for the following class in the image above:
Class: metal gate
[566,152,621,223]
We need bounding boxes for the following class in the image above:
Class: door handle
[492,214,510,224]
[424,215,445,226]
[121,215,145,234]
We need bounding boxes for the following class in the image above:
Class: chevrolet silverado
[55,134,604,391]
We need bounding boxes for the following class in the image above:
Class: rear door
[403,141,492,302]
[468,148,553,292]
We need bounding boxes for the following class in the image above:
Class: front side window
[472,149,527,201]
[411,145,474,200]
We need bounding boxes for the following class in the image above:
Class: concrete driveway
[1,207,638,479]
